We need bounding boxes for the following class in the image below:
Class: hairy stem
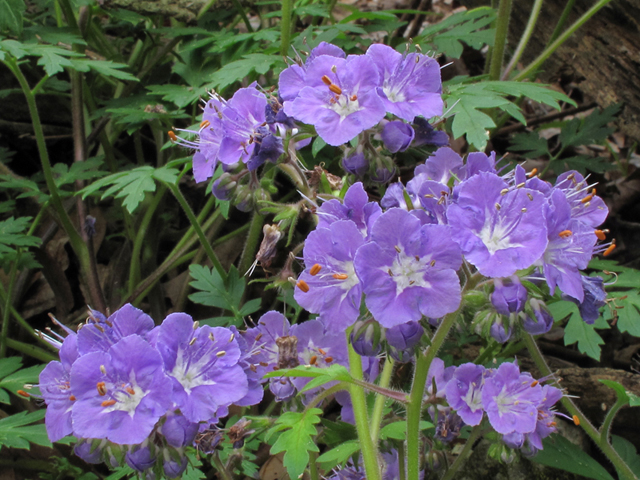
[0,261,18,357]
[501,0,544,79]
[440,425,484,480]
[600,396,627,445]
[370,357,395,441]
[489,0,513,81]
[281,0,293,55]
[547,0,576,46]
[239,212,265,276]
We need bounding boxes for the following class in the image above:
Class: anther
[209,333,215,342]
[229,333,235,342]
[350,94,357,101]
[126,387,135,395]
[332,273,348,280]
[310,264,322,276]
[331,65,337,73]
[318,348,327,355]
[567,173,575,180]
[328,84,342,95]
[325,356,333,363]
[531,380,539,387]
[516,182,526,188]
[572,415,580,426]
[310,355,317,365]
[595,229,607,240]
[193,321,199,330]
[549,421,557,427]
[592,188,597,195]
[200,120,210,129]
[97,382,107,396]
[581,194,593,204]
[69,395,76,401]
[255,333,263,342]
[395,245,402,253]
[216,351,226,357]
[500,188,509,195]
[495,203,501,210]
[527,168,537,177]
[430,260,436,267]
[558,230,573,238]
[17,390,29,398]
[521,208,527,213]
[321,75,332,85]
[424,194,435,198]
[415,255,420,261]
[388,269,393,276]
[603,243,616,257]
[168,131,177,142]
[296,280,310,293]
[527,193,533,201]
[101,399,116,407]
[189,338,197,346]
[100,365,107,375]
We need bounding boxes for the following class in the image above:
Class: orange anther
[296,280,310,293]
[549,421,557,427]
[592,188,597,195]
[531,380,539,387]
[325,356,333,363]
[350,94,357,101]
[527,168,537,177]
[595,230,606,240]
[200,120,210,129]
[69,395,76,401]
[603,244,616,257]
[126,387,136,395]
[318,348,327,355]
[329,98,337,104]
[17,390,30,398]
[558,230,573,238]
[309,264,322,276]
[97,382,107,396]
[572,415,580,426]
[168,131,178,142]
[581,194,594,204]
[101,399,117,407]
[310,355,317,365]
[333,273,349,280]
[321,75,332,85]
[328,84,342,95]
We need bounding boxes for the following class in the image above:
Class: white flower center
[171,349,215,394]
[388,251,432,295]
[329,96,361,119]
[383,85,405,103]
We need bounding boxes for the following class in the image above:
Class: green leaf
[0,357,22,380]
[508,131,550,158]
[188,264,236,311]
[312,136,327,158]
[26,44,84,77]
[531,434,614,480]
[269,409,322,480]
[147,84,207,108]
[379,421,434,440]
[238,298,261,316]
[559,104,620,150]
[0,0,25,36]
[316,440,360,468]
[608,291,640,337]
[0,364,45,400]
[589,258,640,289]
[599,379,630,406]
[611,435,640,479]
[52,157,107,188]
[0,410,52,449]
[209,54,286,92]
[0,217,42,259]
[553,300,605,360]
[70,59,138,81]
[320,419,357,447]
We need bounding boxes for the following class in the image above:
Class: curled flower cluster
[36,305,263,478]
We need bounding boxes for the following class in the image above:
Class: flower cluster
[36,305,262,478]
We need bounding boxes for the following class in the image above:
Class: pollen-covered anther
[531,380,539,387]
[328,84,342,95]
[209,333,215,342]
[500,188,509,195]
[101,399,117,408]
[549,421,557,427]
[558,230,573,238]
[216,351,226,357]
[424,193,435,198]
[527,193,533,201]
[309,355,317,365]
[521,208,527,213]
[394,245,402,253]
[495,203,501,210]
[17,390,30,398]
[595,229,607,240]
[200,120,210,129]
[189,337,197,346]
[321,75,332,85]
[333,273,349,280]
[350,94,357,101]
[193,321,199,330]
[430,260,436,267]
[296,280,310,293]
[325,356,333,363]
[229,333,235,342]
[97,382,107,396]
[603,242,616,257]
[572,415,580,426]
[516,182,525,188]
[415,255,420,261]
[527,168,538,177]
[331,65,337,73]
[69,395,76,401]
[126,387,135,395]
[309,264,322,276]
[318,348,327,355]
[581,194,594,204]
[100,365,107,375]
[168,131,178,142]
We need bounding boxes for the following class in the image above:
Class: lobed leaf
[269,409,322,480]
[0,410,52,449]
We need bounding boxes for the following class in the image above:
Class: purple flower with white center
[481,362,543,435]
[342,151,369,176]
[355,210,462,327]
[70,335,173,444]
[317,182,382,238]
[154,313,248,423]
[522,298,554,335]
[419,147,464,185]
[77,303,155,356]
[381,121,415,153]
[412,117,449,147]
[386,321,424,362]
[39,334,78,441]
[562,276,606,324]
[448,172,549,278]
[192,96,225,182]
[539,189,597,301]
[491,276,528,315]
[444,363,487,426]
[242,311,292,374]
[554,171,608,228]
[295,220,366,331]
[465,151,497,178]
[283,55,385,146]
[366,44,443,122]
[417,180,450,225]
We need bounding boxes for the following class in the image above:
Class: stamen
[331,65,337,73]
[549,421,557,427]
[310,264,322,276]
[168,131,178,142]
[321,75,332,85]
[333,273,349,280]
[521,208,527,213]
[592,188,596,195]
[325,356,333,363]
[318,348,327,355]
[527,168,537,177]
[415,255,420,261]
[193,321,199,330]
[126,387,135,395]
[328,84,342,95]
[17,390,29,398]
[97,382,107,396]
[424,194,435,198]
[296,280,310,293]
[69,395,76,401]
[229,333,235,342]
[100,365,107,375]
[516,182,525,188]
[500,188,509,195]
[527,193,533,201]
[603,243,616,257]
[430,260,436,267]
[209,333,215,342]
[558,230,573,238]
[572,415,580,426]
[531,380,539,387]
[388,269,393,276]
[394,245,401,253]
[350,94,357,101]
[216,351,226,357]
[595,229,606,240]
[101,399,116,407]
[581,194,593,204]
[200,120,210,129]
[310,355,317,365]
[495,203,501,210]
[189,337,197,346]
[255,333,263,342]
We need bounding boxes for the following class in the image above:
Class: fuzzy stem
[501,0,544,80]
[211,452,234,480]
[523,333,637,480]
[309,451,320,480]
[4,338,57,363]
[370,357,395,441]
[489,0,513,81]
[514,0,613,81]
[0,260,18,358]
[239,211,265,276]
[231,0,253,32]
[547,0,576,46]
[440,425,484,480]
[600,396,627,445]
[281,0,293,56]
[347,332,381,480]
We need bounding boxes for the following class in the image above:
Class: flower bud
[163,451,188,479]
[491,276,527,315]
[269,377,296,402]
[381,121,415,153]
[342,152,369,176]
[212,173,236,201]
[74,439,103,464]
[126,444,156,471]
[350,318,382,357]
[386,321,424,362]
[161,412,199,448]
[371,157,396,185]
[522,298,554,335]
[490,317,512,343]
[233,184,254,212]
[412,117,449,147]
[464,289,490,310]
[562,276,606,324]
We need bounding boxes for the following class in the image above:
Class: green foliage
[316,440,361,470]
[600,380,640,408]
[267,408,322,480]
[548,300,609,360]
[379,421,434,440]
[417,7,496,59]
[208,54,286,93]
[612,435,640,479]
[80,165,180,214]
[188,265,261,326]
[532,433,614,480]
[0,216,42,270]
[0,357,44,404]
[445,80,573,150]
[0,0,25,36]
[0,410,51,450]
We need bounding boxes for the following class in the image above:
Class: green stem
[239,212,265,276]
[406,273,482,480]
[0,260,18,358]
[370,357,395,441]
[514,0,613,81]
[4,338,57,363]
[489,0,513,81]
[309,451,319,480]
[440,425,484,480]
[501,0,544,80]
[280,0,293,56]
[347,333,381,480]
[211,452,233,480]
[474,340,499,365]
[547,0,576,47]
[523,334,637,480]
[600,396,627,444]
[231,0,254,32]
[165,181,226,279]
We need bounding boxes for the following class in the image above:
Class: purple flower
[448,172,548,278]
[270,377,297,402]
[419,147,464,185]
[562,276,606,324]
[539,189,596,301]
[381,121,415,153]
[355,209,462,327]
[74,439,104,464]
[522,298,554,335]
[465,151,497,178]
[192,96,224,182]
[386,321,424,362]
[481,362,543,435]
[163,453,188,479]
[491,276,527,315]
[283,55,385,146]
[242,311,292,375]
[366,44,443,121]
[444,363,487,426]
[316,182,382,238]
[228,325,265,407]
[211,172,236,201]
[490,318,512,343]
[554,171,608,228]
[153,313,248,423]
[412,117,449,147]
[70,335,173,444]
[126,444,157,471]
[350,318,382,357]
[342,152,369,176]
[294,220,366,331]
[161,412,199,448]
